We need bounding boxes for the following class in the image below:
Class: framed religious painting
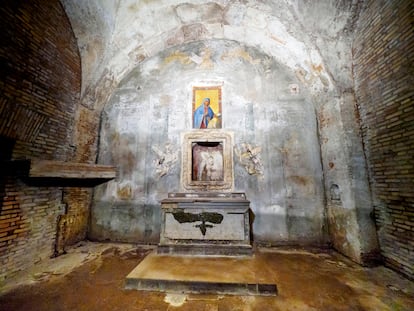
[192,86,222,129]
[181,130,234,192]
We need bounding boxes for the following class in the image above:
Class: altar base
[158,192,252,256]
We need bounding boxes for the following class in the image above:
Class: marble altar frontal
[158,192,252,256]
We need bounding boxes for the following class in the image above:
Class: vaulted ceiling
[61,0,363,109]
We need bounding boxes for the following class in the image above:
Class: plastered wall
[3,0,407,282]
[91,40,326,245]
[74,1,381,266]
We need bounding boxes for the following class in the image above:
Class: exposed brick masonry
[353,0,414,279]
[0,0,82,282]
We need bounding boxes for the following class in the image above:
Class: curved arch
[74,2,335,110]
[64,0,379,266]
[93,39,325,244]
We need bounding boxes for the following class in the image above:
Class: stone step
[125,251,277,296]
[157,244,253,256]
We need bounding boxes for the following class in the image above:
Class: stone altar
[158,192,252,256]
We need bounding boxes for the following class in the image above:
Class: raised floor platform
[125,251,278,296]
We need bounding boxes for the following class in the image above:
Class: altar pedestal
[158,192,252,256]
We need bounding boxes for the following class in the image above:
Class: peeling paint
[221,47,261,65]
[164,50,192,66]
[63,1,379,263]
[92,40,326,245]
[117,183,132,200]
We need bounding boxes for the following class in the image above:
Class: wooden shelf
[29,160,116,179]
[1,159,116,187]
[26,160,116,187]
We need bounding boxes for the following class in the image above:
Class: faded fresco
[191,142,224,181]
[192,86,222,129]
[93,40,325,245]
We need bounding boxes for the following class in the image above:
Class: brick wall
[0,0,83,282]
[353,0,414,279]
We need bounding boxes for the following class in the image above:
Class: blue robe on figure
[194,98,214,128]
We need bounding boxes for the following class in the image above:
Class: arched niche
[92,39,324,245]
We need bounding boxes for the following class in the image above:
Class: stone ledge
[157,244,253,256]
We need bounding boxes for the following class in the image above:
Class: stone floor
[0,241,413,311]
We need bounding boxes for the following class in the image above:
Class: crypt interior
[0,0,413,310]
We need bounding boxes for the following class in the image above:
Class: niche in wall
[181,130,234,192]
[93,39,325,244]
[192,142,224,182]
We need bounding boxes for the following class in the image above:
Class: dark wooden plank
[29,160,116,179]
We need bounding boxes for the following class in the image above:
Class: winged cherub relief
[152,143,178,178]
[235,143,264,176]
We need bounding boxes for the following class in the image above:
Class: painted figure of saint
[198,151,223,181]
[191,143,224,181]
[193,98,215,129]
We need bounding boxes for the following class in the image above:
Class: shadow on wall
[0,136,16,213]
[252,211,327,246]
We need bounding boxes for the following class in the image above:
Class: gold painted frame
[192,86,222,129]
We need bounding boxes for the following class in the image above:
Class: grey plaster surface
[92,40,325,246]
[63,0,380,264]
